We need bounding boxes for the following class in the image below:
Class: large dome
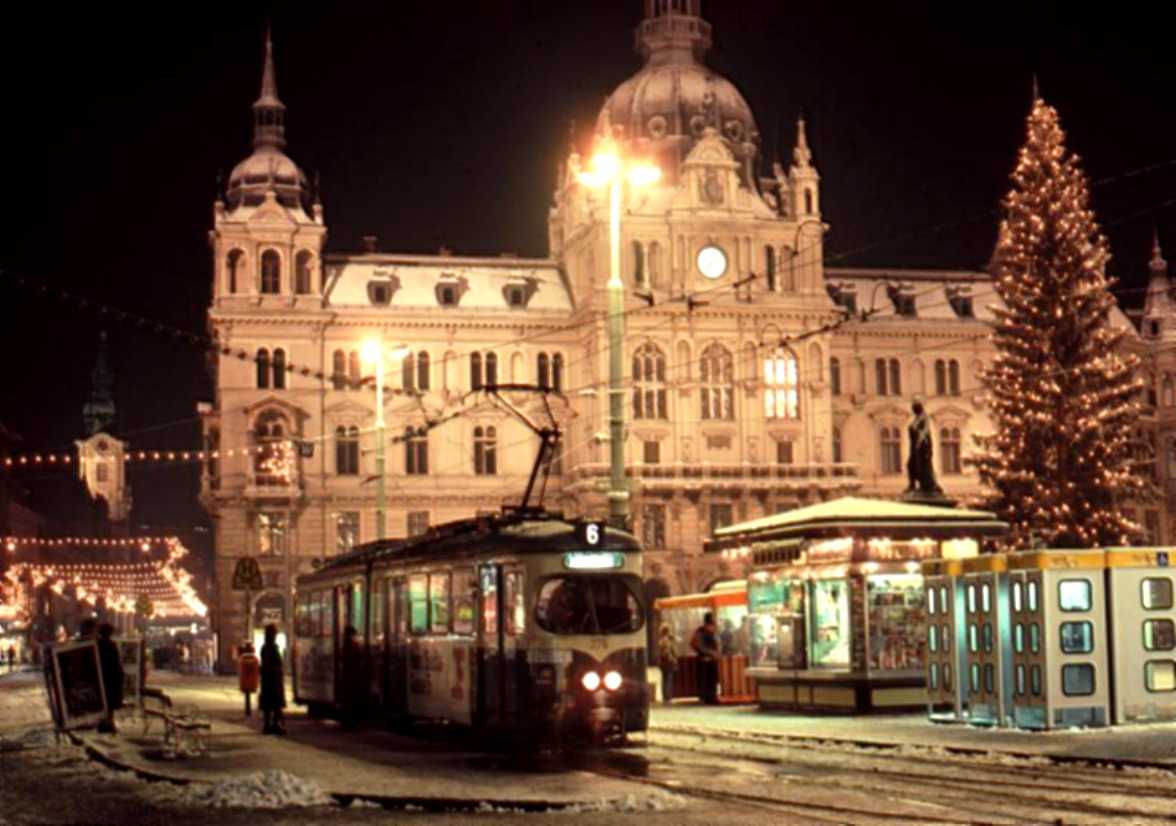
[226,146,309,211]
[595,1,760,183]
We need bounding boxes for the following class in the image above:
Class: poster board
[45,640,108,730]
[116,637,144,709]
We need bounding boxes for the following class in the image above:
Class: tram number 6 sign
[578,522,604,547]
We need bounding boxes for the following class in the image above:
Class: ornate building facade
[198,3,1161,666]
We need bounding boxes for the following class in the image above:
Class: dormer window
[501,276,537,309]
[506,286,526,307]
[439,286,458,306]
[948,289,974,319]
[436,274,468,308]
[826,284,857,315]
[368,281,391,306]
[888,285,917,317]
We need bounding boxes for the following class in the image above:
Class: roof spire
[252,25,286,150]
[637,0,712,65]
[1151,227,1167,273]
[83,331,116,436]
[792,112,812,169]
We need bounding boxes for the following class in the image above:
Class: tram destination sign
[232,557,263,591]
[563,552,625,571]
[576,521,606,548]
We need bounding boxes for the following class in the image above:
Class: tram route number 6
[578,521,605,548]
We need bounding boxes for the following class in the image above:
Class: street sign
[232,557,263,591]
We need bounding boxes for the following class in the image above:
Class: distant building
[197,4,1162,668]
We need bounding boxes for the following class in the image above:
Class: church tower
[209,29,326,308]
[76,332,131,524]
[1141,230,1175,342]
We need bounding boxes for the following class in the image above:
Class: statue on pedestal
[905,400,945,499]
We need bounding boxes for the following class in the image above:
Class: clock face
[697,245,728,280]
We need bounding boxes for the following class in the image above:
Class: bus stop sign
[232,557,263,591]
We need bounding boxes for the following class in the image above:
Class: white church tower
[75,331,131,523]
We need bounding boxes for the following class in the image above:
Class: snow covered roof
[825,267,1004,322]
[323,253,572,313]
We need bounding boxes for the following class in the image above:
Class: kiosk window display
[866,574,925,672]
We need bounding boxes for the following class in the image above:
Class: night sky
[2,1,1176,531]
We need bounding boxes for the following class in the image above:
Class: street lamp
[577,140,661,531]
[361,339,411,540]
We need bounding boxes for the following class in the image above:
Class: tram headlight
[603,670,623,691]
[581,671,601,691]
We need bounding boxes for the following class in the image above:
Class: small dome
[226,147,309,210]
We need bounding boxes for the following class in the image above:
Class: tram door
[477,564,506,727]
[386,578,408,715]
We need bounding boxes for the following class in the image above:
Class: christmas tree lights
[973,97,1150,549]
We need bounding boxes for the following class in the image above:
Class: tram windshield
[535,575,644,635]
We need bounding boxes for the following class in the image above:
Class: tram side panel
[294,586,336,708]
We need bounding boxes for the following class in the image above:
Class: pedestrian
[657,624,677,704]
[259,624,286,735]
[6,645,15,672]
[96,623,124,733]
[690,611,721,704]
[238,641,260,717]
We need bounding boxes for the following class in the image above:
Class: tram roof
[705,496,1007,552]
[308,510,641,576]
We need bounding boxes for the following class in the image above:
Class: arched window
[552,353,564,392]
[485,352,498,387]
[832,426,843,464]
[804,189,814,214]
[700,343,734,420]
[648,241,662,289]
[948,359,961,396]
[254,411,288,485]
[417,351,430,391]
[830,357,841,396]
[256,348,270,389]
[633,240,645,286]
[880,426,902,475]
[940,428,962,475]
[295,251,313,294]
[260,250,281,294]
[765,245,777,291]
[471,353,483,390]
[332,350,346,391]
[763,347,799,420]
[272,348,287,389]
[889,358,902,397]
[474,426,497,475]
[632,343,667,420]
[402,353,415,391]
[875,358,888,396]
[348,351,361,390]
[1163,374,1174,407]
[335,425,359,475]
[935,360,947,396]
[537,353,550,389]
[227,249,243,294]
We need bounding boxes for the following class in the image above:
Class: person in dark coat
[690,612,721,705]
[340,626,365,728]
[259,624,286,734]
[96,623,123,733]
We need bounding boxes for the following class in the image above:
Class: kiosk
[706,497,1007,713]
[1104,547,1176,723]
[922,557,968,721]
[961,553,1014,726]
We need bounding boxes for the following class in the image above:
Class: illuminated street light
[361,339,411,540]
[577,139,660,531]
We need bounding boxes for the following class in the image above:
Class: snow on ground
[168,769,335,809]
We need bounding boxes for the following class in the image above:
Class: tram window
[1143,619,1176,651]
[1061,663,1095,696]
[928,625,938,652]
[982,622,993,653]
[1060,621,1094,654]
[1029,623,1040,654]
[319,590,331,637]
[480,567,498,635]
[351,584,365,631]
[505,569,526,636]
[534,574,644,635]
[408,574,429,634]
[968,623,977,653]
[1142,578,1174,610]
[391,580,408,638]
[1030,664,1042,696]
[983,663,994,694]
[942,624,950,653]
[1058,579,1092,612]
[969,663,979,693]
[371,584,385,642]
[1016,664,1026,696]
[430,572,452,634]
[452,569,476,636]
[981,584,991,613]
[939,586,948,615]
[1013,582,1023,613]
[929,663,939,690]
[1014,623,1024,653]
[943,664,952,691]
[1028,581,1039,613]
[928,587,937,615]
[967,584,976,613]
[1144,660,1176,692]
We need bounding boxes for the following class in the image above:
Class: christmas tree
[974,97,1148,549]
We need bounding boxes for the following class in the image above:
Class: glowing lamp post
[361,339,411,540]
[577,142,661,531]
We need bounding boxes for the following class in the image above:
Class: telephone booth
[654,580,756,703]
[961,553,1013,726]
[1007,550,1109,730]
[1104,548,1176,723]
[921,557,968,721]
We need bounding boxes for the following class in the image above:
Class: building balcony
[565,461,860,496]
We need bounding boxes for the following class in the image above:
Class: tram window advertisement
[480,568,498,634]
[810,578,850,667]
[865,574,925,672]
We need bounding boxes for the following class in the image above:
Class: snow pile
[561,791,687,813]
[177,769,334,809]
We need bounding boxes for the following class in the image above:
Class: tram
[292,509,649,745]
